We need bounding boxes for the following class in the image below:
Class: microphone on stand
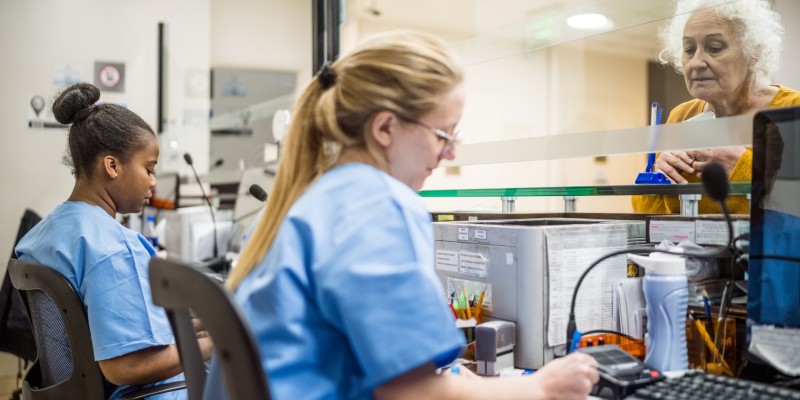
[701,161,733,249]
[210,158,224,171]
[232,184,268,224]
[249,184,268,202]
[227,184,269,254]
[183,153,229,273]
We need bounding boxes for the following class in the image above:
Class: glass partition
[341,0,798,214]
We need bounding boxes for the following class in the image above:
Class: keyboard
[627,370,800,400]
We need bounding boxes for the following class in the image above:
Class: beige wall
[210,0,312,83]
[0,0,210,265]
[775,0,800,91]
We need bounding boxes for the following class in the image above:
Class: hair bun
[52,82,101,124]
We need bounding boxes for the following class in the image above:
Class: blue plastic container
[629,253,688,372]
[144,215,159,248]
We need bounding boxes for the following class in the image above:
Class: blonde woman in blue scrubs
[206,31,598,400]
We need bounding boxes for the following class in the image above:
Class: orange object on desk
[578,333,646,360]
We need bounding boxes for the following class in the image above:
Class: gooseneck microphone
[249,184,268,202]
[232,184,268,224]
[183,153,228,272]
[701,162,730,201]
[701,161,733,248]
[210,158,224,171]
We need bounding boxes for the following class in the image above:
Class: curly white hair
[658,0,784,90]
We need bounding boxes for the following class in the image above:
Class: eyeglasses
[399,116,460,152]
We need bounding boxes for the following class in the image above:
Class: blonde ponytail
[227,30,463,290]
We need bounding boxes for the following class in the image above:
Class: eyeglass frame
[396,114,460,152]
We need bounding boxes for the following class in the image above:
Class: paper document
[749,325,800,376]
[612,278,645,339]
[546,224,628,347]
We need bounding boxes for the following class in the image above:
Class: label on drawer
[435,250,459,272]
[459,250,488,277]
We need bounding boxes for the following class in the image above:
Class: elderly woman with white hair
[633,0,800,214]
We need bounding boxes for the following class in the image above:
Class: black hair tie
[317,61,337,90]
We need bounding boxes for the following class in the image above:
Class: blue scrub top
[16,201,184,400]
[204,163,464,400]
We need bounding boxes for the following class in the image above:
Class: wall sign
[94,61,125,92]
[28,94,67,131]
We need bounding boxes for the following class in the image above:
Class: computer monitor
[747,105,800,376]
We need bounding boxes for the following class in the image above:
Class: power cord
[566,162,734,353]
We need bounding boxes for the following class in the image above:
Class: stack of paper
[612,278,646,339]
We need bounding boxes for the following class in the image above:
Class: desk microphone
[210,158,224,171]
[701,161,733,249]
[232,184,268,224]
[248,184,267,202]
[183,153,229,273]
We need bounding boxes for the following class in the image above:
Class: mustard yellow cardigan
[632,85,800,214]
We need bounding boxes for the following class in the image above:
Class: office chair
[149,258,271,400]
[1,209,42,400]
[0,209,40,364]
[7,258,186,400]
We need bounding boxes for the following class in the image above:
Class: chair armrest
[119,381,187,400]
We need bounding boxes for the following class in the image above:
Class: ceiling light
[567,13,608,30]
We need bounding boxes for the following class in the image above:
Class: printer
[433,218,645,369]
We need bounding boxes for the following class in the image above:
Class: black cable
[749,254,800,262]
[565,244,730,352]
[581,329,641,343]
[233,207,263,224]
[565,197,734,353]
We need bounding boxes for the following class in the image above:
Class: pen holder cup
[454,306,483,324]
[687,317,737,376]
[455,316,478,360]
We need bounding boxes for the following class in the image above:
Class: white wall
[0,0,210,264]
[775,0,800,91]
[210,0,312,92]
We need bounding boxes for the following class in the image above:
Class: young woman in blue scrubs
[16,83,213,399]
[208,31,599,400]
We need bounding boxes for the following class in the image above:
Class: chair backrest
[149,258,271,400]
[0,209,42,362]
[7,258,109,400]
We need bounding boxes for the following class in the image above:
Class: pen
[463,287,472,319]
[714,281,732,364]
[448,299,458,319]
[451,289,465,319]
[702,290,715,340]
[646,102,664,173]
[693,319,733,376]
[716,283,730,328]
[473,285,487,320]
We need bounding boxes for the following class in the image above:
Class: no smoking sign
[94,61,126,92]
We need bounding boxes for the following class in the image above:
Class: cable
[749,254,800,262]
[566,162,735,353]
[581,329,641,343]
[565,244,730,353]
